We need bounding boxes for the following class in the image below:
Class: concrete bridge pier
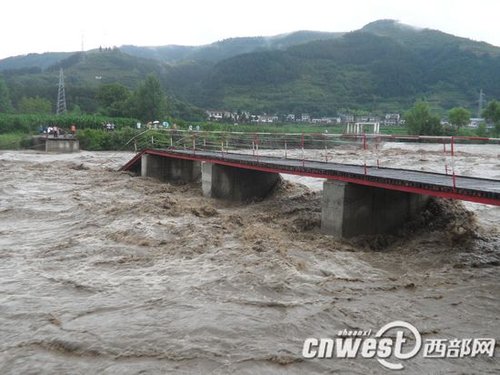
[141,153,201,183]
[321,180,429,238]
[202,162,281,201]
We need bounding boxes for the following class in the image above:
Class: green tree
[482,100,500,136]
[129,75,166,121]
[18,96,52,114]
[96,83,130,116]
[448,107,470,131]
[404,101,442,135]
[476,123,487,137]
[70,104,83,115]
[0,77,13,113]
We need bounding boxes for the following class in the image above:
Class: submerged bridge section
[121,148,500,238]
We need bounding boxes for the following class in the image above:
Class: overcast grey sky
[2,0,499,59]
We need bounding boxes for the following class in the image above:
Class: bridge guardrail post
[324,134,328,162]
[451,136,456,190]
[301,133,305,167]
[376,135,380,168]
[443,138,449,175]
[256,133,259,162]
[363,132,367,175]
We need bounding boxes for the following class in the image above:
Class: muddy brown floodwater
[0,145,499,374]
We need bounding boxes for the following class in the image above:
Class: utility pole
[56,68,67,115]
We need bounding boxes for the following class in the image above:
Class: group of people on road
[39,124,77,138]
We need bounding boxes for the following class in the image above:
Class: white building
[206,110,233,121]
[257,115,279,123]
[468,118,485,128]
[383,113,401,126]
[311,117,339,124]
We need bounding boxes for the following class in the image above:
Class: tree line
[2,72,500,137]
[0,73,205,123]
[405,100,500,137]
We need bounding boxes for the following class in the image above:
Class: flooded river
[0,145,498,374]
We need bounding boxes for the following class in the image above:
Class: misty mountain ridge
[1,20,498,68]
[0,30,344,69]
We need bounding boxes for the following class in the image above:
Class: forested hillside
[189,23,500,114]
[1,20,499,117]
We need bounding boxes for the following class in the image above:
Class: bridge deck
[121,148,500,206]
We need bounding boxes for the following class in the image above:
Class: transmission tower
[56,68,67,115]
[477,89,485,118]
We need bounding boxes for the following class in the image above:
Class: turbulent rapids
[0,144,498,374]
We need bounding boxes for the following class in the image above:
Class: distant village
[206,110,405,126]
[205,110,486,128]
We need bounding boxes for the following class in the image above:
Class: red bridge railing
[132,129,499,184]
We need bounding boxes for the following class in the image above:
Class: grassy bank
[0,113,139,134]
[0,133,31,150]
[197,122,344,134]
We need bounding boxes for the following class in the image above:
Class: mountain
[2,49,169,113]
[0,52,74,72]
[0,30,342,72]
[120,31,343,63]
[175,21,500,114]
[1,20,499,117]
[361,19,500,56]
